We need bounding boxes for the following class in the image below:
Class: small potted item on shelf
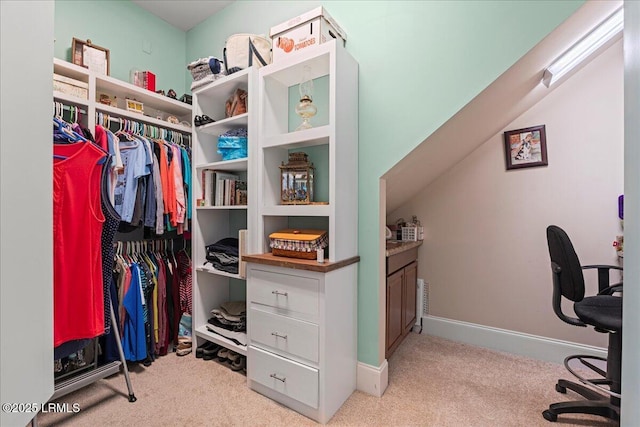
[280,152,314,205]
[269,229,328,260]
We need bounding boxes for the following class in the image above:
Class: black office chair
[543,225,623,422]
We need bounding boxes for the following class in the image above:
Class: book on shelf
[235,181,247,206]
[214,171,241,206]
[202,170,215,206]
[200,170,247,207]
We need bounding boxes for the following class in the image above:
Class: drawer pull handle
[270,373,286,383]
[272,290,288,297]
[271,332,288,340]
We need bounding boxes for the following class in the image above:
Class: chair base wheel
[542,410,557,422]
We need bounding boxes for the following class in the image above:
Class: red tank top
[53,142,106,346]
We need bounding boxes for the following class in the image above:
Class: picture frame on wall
[503,125,548,170]
[71,38,110,76]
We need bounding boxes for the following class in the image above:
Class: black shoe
[194,115,202,127]
[200,115,215,126]
[202,344,221,360]
[231,355,246,372]
[196,341,217,359]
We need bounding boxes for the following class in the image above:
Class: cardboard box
[53,73,88,100]
[270,7,346,62]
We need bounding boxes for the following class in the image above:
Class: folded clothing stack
[204,238,239,274]
[206,300,246,346]
[187,56,223,91]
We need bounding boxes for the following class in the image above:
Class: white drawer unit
[248,345,319,409]
[250,268,319,320]
[246,261,358,424]
[250,307,319,363]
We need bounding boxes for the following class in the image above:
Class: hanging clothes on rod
[112,239,192,364]
[94,114,192,236]
[53,114,108,348]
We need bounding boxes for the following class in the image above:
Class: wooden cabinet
[386,247,418,359]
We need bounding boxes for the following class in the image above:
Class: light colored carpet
[37,333,618,426]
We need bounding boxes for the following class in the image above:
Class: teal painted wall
[54,0,585,366]
[187,0,584,366]
[54,0,187,95]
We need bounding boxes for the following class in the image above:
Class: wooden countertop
[243,253,360,273]
[385,240,423,257]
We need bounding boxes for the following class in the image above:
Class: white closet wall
[1,2,55,426]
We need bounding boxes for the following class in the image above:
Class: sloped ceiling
[384,0,622,214]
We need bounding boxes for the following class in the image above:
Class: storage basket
[217,135,248,161]
[269,229,328,260]
[401,226,424,241]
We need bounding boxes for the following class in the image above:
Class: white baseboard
[422,315,606,364]
[356,359,388,397]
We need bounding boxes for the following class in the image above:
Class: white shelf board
[195,325,247,356]
[53,91,90,108]
[261,204,330,216]
[195,158,248,172]
[196,205,248,211]
[196,265,243,278]
[262,125,330,149]
[53,58,90,82]
[95,104,192,133]
[198,113,248,135]
[193,68,250,100]
[95,74,192,116]
[260,41,333,86]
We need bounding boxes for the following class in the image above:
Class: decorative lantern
[280,152,314,204]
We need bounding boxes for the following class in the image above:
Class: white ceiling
[132,0,234,31]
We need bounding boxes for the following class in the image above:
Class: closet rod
[98,114,191,145]
[52,103,87,115]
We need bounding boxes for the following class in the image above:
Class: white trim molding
[422,315,606,364]
[356,360,388,397]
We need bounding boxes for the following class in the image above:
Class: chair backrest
[546,225,585,302]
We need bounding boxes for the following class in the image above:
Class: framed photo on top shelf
[72,38,110,76]
[503,125,548,170]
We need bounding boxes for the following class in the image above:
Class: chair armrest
[582,264,623,293]
[582,264,623,271]
[598,282,623,295]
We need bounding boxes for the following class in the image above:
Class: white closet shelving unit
[51,58,192,403]
[54,58,192,134]
[190,68,257,356]
[244,39,359,424]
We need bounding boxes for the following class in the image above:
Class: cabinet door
[403,261,418,335]
[386,269,403,356]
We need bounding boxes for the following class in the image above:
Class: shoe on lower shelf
[196,341,217,359]
[231,355,246,372]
